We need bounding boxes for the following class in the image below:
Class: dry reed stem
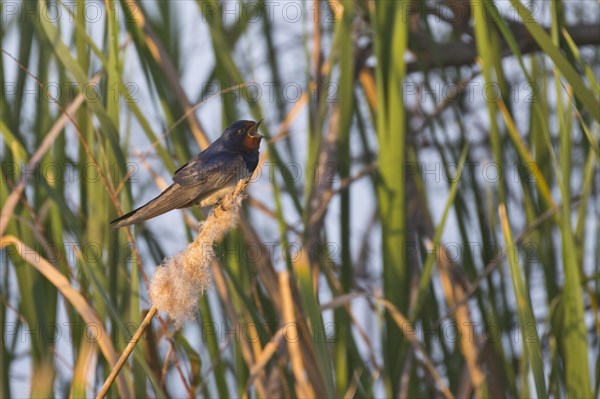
[96,306,157,399]
[97,179,250,397]
[149,179,250,326]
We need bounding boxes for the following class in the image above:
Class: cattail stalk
[97,179,249,398]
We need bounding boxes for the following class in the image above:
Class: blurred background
[1,0,599,397]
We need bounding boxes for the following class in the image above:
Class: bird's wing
[172,152,247,190]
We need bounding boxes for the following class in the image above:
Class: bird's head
[221,120,263,151]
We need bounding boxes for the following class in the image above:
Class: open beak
[247,119,263,138]
[243,120,264,150]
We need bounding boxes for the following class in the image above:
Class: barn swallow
[110,120,263,230]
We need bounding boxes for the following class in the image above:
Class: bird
[110,120,263,230]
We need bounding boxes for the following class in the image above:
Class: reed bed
[1,1,598,398]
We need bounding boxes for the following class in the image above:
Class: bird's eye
[237,129,243,134]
